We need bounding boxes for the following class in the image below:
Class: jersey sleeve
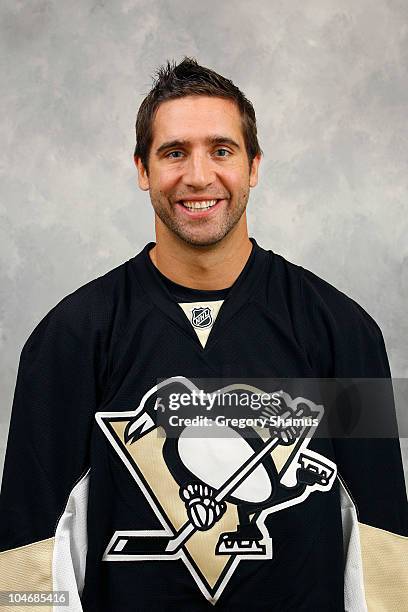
[0,282,108,612]
[300,267,408,611]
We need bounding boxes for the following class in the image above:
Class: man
[0,57,407,611]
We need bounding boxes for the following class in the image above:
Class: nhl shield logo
[191,306,213,329]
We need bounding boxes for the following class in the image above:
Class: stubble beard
[150,187,250,247]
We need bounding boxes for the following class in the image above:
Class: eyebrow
[155,135,241,156]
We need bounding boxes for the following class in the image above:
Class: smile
[179,199,220,210]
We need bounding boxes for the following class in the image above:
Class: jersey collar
[131,237,270,353]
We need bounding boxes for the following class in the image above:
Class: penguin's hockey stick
[165,435,281,553]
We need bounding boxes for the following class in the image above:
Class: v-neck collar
[131,237,270,353]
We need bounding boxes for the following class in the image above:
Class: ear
[134,155,150,191]
[249,153,262,188]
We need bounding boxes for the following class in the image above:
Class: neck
[149,218,253,290]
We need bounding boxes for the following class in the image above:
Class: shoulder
[269,252,389,376]
[269,250,382,334]
[23,258,143,351]
[298,264,383,336]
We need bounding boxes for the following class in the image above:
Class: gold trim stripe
[359,522,408,611]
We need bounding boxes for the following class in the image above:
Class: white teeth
[181,199,219,210]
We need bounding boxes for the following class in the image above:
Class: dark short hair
[134,56,263,174]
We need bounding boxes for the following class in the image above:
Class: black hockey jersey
[0,237,407,611]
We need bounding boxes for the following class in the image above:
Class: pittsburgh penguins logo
[96,377,337,605]
[191,306,213,329]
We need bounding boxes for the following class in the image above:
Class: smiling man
[0,57,407,612]
[137,96,255,245]
[134,76,262,291]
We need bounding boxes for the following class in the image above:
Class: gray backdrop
[1,0,407,487]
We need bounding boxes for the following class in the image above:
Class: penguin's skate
[216,522,266,555]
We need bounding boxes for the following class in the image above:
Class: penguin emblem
[96,377,337,605]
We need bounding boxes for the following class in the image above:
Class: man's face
[135,95,261,247]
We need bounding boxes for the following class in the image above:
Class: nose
[182,150,216,190]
